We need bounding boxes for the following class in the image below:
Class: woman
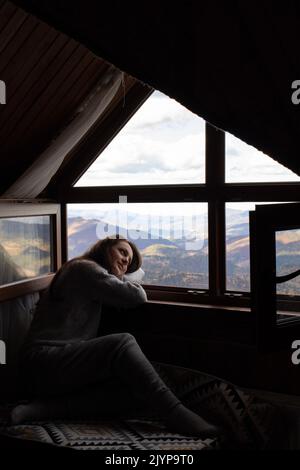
[12,235,218,438]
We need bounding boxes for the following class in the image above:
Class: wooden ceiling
[0,0,139,195]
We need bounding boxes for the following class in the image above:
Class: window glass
[0,216,52,285]
[276,229,300,296]
[226,133,300,182]
[226,202,254,292]
[68,203,208,289]
[226,202,294,294]
[75,91,205,187]
[226,202,288,292]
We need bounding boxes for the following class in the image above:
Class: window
[67,88,300,308]
[67,203,208,289]
[226,202,292,293]
[0,215,52,285]
[75,91,206,186]
[250,203,300,349]
[0,203,61,287]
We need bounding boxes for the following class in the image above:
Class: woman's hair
[82,234,142,273]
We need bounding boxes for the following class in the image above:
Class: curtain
[2,66,123,198]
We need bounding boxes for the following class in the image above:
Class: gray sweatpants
[19,333,181,419]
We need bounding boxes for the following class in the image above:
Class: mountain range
[1,210,300,294]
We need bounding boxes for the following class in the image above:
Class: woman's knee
[114,332,136,347]
[109,333,137,360]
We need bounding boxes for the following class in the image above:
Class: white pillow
[123,268,145,283]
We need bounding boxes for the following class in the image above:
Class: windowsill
[146,298,250,312]
[144,286,251,310]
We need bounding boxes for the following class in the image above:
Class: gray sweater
[23,259,147,347]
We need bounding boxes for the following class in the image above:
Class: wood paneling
[0,1,121,194]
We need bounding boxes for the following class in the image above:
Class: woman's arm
[95,271,147,308]
[61,259,147,308]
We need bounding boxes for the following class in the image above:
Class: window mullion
[60,202,68,265]
[209,201,226,295]
[206,123,225,296]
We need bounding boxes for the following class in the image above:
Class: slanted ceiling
[0,1,140,195]
[10,0,300,179]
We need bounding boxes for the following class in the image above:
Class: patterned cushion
[3,419,218,450]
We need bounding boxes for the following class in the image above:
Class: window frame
[54,89,300,309]
[0,202,61,301]
[250,203,300,349]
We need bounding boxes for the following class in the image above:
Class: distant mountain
[0,219,50,241]
[68,217,181,258]
[67,214,300,291]
[22,246,50,258]
[226,209,250,226]
[226,222,249,239]
[3,212,300,293]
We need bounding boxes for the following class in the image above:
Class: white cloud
[76,90,205,187]
[226,133,300,182]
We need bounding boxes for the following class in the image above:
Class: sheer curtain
[2,66,123,199]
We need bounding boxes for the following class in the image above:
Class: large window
[67,89,300,307]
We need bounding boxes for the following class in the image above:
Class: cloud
[75,86,210,188]
[226,133,300,182]
[129,90,204,130]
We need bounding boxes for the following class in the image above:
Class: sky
[75,90,206,187]
[76,89,300,187]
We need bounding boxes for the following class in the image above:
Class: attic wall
[10,0,300,177]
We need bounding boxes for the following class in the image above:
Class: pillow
[123,268,145,283]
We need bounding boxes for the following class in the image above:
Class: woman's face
[107,240,134,278]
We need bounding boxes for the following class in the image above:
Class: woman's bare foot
[165,404,220,438]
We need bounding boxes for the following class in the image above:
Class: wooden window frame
[49,87,300,309]
[250,203,300,349]
[0,201,61,301]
